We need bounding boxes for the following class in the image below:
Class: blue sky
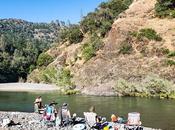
[0,0,107,23]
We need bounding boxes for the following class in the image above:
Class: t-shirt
[46,106,52,115]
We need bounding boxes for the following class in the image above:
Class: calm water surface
[0,92,175,130]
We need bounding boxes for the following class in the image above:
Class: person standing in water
[34,96,42,113]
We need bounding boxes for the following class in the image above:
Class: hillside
[28,0,175,98]
[0,19,60,82]
[0,18,60,43]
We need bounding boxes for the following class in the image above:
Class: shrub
[166,59,175,66]
[29,65,36,73]
[82,44,96,61]
[40,67,74,88]
[159,48,170,55]
[60,25,84,44]
[64,89,80,95]
[119,41,133,54]
[82,35,103,61]
[41,66,57,83]
[141,75,175,98]
[98,20,112,37]
[114,78,137,96]
[114,75,175,98]
[155,0,175,18]
[167,51,175,57]
[80,0,133,36]
[131,28,162,41]
[68,25,84,44]
[37,53,53,67]
[57,68,74,87]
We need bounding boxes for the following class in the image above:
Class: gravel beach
[0,111,63,130]
[0,83,59,92]
[0,111,160,130]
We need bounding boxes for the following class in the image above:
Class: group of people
[33,96,125,128]
[34,96,71,126]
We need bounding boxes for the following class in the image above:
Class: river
[0,91,175,130]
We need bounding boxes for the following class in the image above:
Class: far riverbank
[0,83,59,92]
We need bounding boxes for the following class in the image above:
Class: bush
[41,66,57,83]
[114,75,175,98]
[82,35,103,61]
[64,89,80,95]
[114,78,137,96]
[37,53,53,67]
[98,20,112,37]
[131,28,162,41]
[40,67,74,88]
[60,25,84,44]
[167,51,175,57]
[80,0,133,36]
[82,44,96,61]
[141,75,175,98]
[57,68,74,87]
[155,0,175,18]
[119,41,133,54]
[159,48,170,55]
[166,59,175,66]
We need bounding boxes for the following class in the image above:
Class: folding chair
[124,112,143,130]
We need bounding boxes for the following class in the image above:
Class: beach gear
[124,112,143,130]
[72,124,86,130]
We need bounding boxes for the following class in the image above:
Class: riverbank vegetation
[114,75,175,99]
[28,66,78,94]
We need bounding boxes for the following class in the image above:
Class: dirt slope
[72,0,175,95]
[29,0,175,96]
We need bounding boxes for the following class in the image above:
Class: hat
[49,101,58,106]
[62,103,68,107]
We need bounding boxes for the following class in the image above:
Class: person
[111,114,125,124]
[43,101,57,122]
[88,106,103,129]
[34,96,42,113]
[111,114,118,123]
[50,101,58,120]
[60,103,71,126]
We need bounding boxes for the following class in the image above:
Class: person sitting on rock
[60,103,71,126]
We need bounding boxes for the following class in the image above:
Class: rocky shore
[0,111,160,130]
[0,111,63,130]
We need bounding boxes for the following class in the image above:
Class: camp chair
[84,112,97,130]
[124,112,143,130]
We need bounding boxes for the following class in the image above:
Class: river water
[0,91,175,130]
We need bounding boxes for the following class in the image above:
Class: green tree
[37,53,53,67]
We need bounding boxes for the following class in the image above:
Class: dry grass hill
[28,0,175,98]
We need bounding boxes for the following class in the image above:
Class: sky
[0,0,107,23]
